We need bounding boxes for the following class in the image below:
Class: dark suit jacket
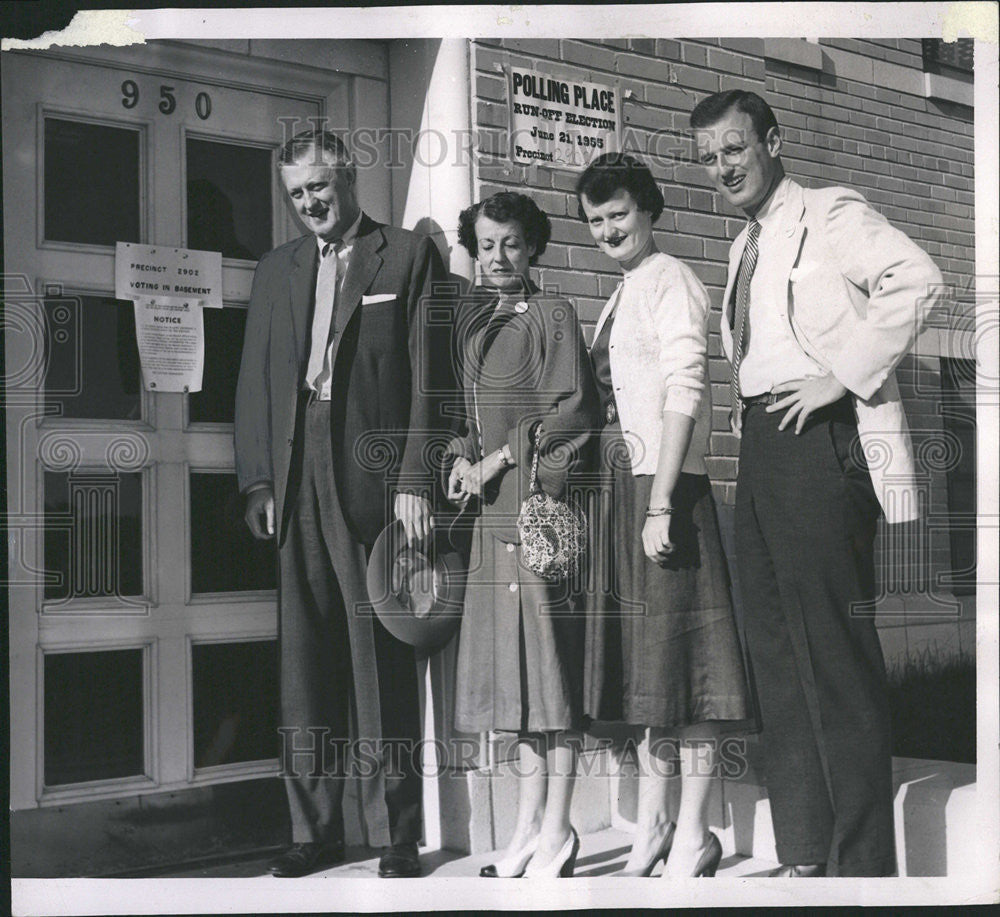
[234,213,452,545]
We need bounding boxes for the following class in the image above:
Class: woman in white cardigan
[577,153,753,878]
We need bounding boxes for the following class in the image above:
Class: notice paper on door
[132,298,205,392]
[115,242,223,308]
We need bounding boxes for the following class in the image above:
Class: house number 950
[121,80,213,120]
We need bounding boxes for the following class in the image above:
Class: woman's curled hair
[457,191,551,264]
[574,152,664,223]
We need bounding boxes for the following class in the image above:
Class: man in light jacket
[690,89,941,877]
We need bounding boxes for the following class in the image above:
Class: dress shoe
[523,828,579,878]
[662,831,722,878]
[620,822,676,877]
[480,836,538,878]
[378,842,421,878]
[769,863,827,877]
[692,832,723,877]
[267,841,345,877]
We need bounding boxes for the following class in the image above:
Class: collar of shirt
[496,280,536,306]
[315,209,363,258]
[621,250,662,280]
[750,175,790,235]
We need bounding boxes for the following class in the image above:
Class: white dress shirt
[737,177,824,396]
[306,209,363,400]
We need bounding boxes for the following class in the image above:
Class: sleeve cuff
[663,385,701,419]
[446,434,476,461]
[829,345,890,402]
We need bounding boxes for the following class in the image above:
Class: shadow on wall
[413,216,470,293]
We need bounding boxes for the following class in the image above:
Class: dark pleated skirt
[583,423,754,729]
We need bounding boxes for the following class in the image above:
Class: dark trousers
[735,398,895,877]
[278,398,423,847]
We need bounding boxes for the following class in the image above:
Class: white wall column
[388,37,474,852]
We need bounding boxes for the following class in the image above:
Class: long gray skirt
[454,514,584,735]
[583,423,753,729]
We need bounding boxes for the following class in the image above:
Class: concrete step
[719,754,977,876]
[152,756,977,880]
[163,826,779,879]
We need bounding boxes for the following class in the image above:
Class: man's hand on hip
[394,492,433,546]
[245,485,276,539]
[767,373,849,434]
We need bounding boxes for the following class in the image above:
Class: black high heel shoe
[692,832,723,878]
[620,822,676,877]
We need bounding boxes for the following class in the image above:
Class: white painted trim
[762,37,824,71]
[34,276,156,430]
[9,44,338,109]
[35,638,158,804]
[925,71,975,107]
[185,631,280,781]
[35,101,153,251]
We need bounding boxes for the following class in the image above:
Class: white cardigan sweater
[593,252,713,476]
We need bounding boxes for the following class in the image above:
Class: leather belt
[742,392,780,409]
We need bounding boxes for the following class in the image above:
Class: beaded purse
[516,425,588,580]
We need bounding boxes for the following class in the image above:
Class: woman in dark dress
[446,192,600,878]
[576,154,753,878]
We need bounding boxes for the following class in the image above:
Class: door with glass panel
[3,45,345,811]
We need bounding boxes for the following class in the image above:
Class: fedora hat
[366,515,471,651]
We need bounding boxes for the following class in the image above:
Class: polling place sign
[507,67,621,170]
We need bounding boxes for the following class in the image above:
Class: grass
[887,646,975,763]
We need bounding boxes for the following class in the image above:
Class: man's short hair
[689,90,779,144]
[277,129,351,168]
[574,152,664,223]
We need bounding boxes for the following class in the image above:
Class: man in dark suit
[235,129,451,878]
[690,91,940,877]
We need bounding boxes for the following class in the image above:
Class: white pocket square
[362,293,397,304]
[789,262,821,281]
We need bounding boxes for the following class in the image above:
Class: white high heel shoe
[523,828,579,878]
[480,836,538,878]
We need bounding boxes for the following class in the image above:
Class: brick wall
[469,36,974,597]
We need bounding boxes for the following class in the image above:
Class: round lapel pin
[514,300,529,314]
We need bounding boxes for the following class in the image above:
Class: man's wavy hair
[689,90,779,144]
[277,129,351,168]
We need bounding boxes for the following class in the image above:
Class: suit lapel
[288,235,319,365]
[337,214,385,335]
[769,180,806,323]
[457,288,498,406]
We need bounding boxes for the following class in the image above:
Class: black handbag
[516,425,588,580]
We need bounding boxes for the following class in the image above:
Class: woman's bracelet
[497,445,513,467]
[645,506,673,517]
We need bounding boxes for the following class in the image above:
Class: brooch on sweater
[514,300,529,314]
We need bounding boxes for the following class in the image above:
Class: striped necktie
[729,217,761,424]
[305,239,343,396]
